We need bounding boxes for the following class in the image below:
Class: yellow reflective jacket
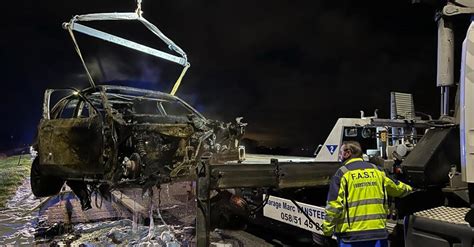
[322,158,412,242]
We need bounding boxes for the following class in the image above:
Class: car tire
[30,157,64,197]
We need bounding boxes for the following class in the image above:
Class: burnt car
[31,85,246,209]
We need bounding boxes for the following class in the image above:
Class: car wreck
[28,3,248,211]
[31,85,246,210]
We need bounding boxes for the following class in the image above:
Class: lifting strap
[63,1,190,95]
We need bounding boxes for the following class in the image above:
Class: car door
[37,89,104,177]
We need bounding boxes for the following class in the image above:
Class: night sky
[0,1,468,153]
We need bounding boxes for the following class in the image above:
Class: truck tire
[30,157,64,197]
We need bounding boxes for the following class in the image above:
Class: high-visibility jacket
[322,157,412,242]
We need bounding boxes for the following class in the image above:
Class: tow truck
[43,1,474,246]
[194,1,474,246]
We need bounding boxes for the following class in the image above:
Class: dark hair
[342,141,363,158]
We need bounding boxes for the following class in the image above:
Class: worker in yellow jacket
[322,141,412,247]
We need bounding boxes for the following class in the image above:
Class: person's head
[339,141,363,162]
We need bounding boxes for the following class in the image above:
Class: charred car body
[31,85,246,209]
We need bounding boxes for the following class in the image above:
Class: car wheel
[30,157,64,197]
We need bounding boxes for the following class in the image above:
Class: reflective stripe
[344,213,387,223]
[337,229,389,242]
[340,166,349,174]
[325,215,344,224]
[325,215,335,222]
[326,206,342,214]
[347,198,385,208]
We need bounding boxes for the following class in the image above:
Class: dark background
[0,0,468,155]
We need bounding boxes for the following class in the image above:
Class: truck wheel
[30,157,64,197]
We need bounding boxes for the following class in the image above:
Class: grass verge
[0,155,32,208]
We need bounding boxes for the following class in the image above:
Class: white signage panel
[263,194,326,235]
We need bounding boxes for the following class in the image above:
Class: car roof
[81,84,205,119]
[83,85,178,101]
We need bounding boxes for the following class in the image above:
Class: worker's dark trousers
[338,239,387,247]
